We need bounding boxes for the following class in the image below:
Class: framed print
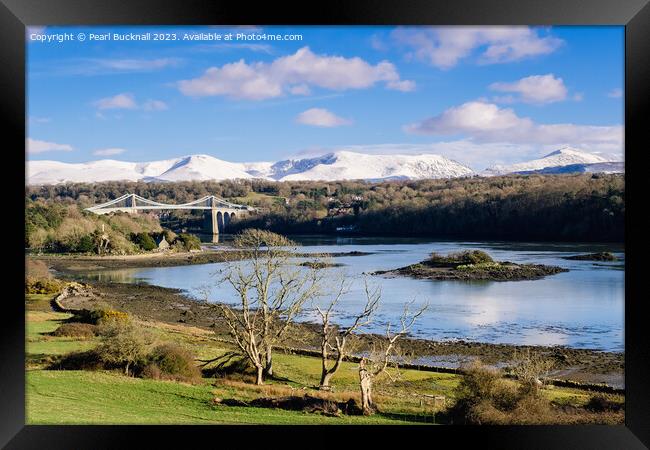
[2,0,649,448]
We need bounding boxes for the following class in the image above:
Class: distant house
[155,235,170,251]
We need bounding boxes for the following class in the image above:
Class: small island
[562,252,619,261]
[298,261,344,269]
[373,250,568,281]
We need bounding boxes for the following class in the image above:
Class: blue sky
[26,25,624,170]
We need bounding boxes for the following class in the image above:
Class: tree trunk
[263,346,273,378]
[320,371,333,389]
[255,365,264,385]
[320,352,343,389]
[359,359,375,415]
[125,362,130,377]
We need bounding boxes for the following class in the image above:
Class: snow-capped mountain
[26,147,623,185]
[265,151,474,181]
[482,147,612,176]
[149,155,255,182]
[27,159,178,184]
[27,151,474,184]
[514,161,625,175]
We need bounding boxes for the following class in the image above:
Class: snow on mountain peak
[27,147,622,185]
[482,147,611,176]
[274,151,474,181]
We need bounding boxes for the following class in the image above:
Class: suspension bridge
[85,193,256,234]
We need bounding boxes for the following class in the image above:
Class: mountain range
[27,147,623,185]
[481,147,614,176]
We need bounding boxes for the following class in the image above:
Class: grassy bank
[26,293,621,425]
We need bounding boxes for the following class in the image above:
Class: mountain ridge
[482,147,611,177]
[27,147,622,185]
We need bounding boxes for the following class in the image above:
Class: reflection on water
[79,237,625,352]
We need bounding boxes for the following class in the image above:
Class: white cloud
[391,26,563,69]
[33,57,182,77]
[234,25,264,33]
[386,79,416,92]
[296,108,352,127]
[94,93,137,110]
[608,88,623,98]
[177,46,414,100]
[193,43,273,54]
[489,74,568,104]
[91,58,181,72]
[142,99,169,111]
[93,147,126,156]
[93,94,168,112]
[404,101,623,152]
[289,84,311,95]
[27,138,73,154]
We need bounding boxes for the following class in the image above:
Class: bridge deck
[85,193,255,214]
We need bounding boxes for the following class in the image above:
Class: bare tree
[510,348,555,395]
[358,300,428,415]
[217,229,321,385]
[315,278,380,390]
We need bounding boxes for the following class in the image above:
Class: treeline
[26,173,625,242]
[25,201,201,254]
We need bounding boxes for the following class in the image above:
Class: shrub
[585,394,624,412]
[161,229,177,243]
[456,262,502,271]
[72,308,130,325]
[453,250,494,264]
[25,277,64,295]
[47,350,104,371]
[141,363,163,380]
[76,234,96,253]
[174,233,201,251]
[449,360,531,425]
[130,232,157,251]
[447,359,597,424]
[52,322,98,338]
[145,343,201,382]
[428,250,494,266]
[105,231,139,255]
[91,308,130,324]
[95,319,147,376]
[454,360,518,408]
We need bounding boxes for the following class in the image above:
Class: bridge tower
[203,196,221,235]
[124,193,138,213]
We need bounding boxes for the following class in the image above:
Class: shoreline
[31,249,372,272]
[373,252,569,282]
[54,278,624,389]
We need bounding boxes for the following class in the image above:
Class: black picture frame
[3,0,649,448]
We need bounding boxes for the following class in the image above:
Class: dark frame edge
[2,0,650,448]
[0,0,26,448]
[625,0,650,447]
[1,0,650,25]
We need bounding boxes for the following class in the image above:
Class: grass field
[25,293,610,425]
[25,295,443,424]
[28,371,414,425]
